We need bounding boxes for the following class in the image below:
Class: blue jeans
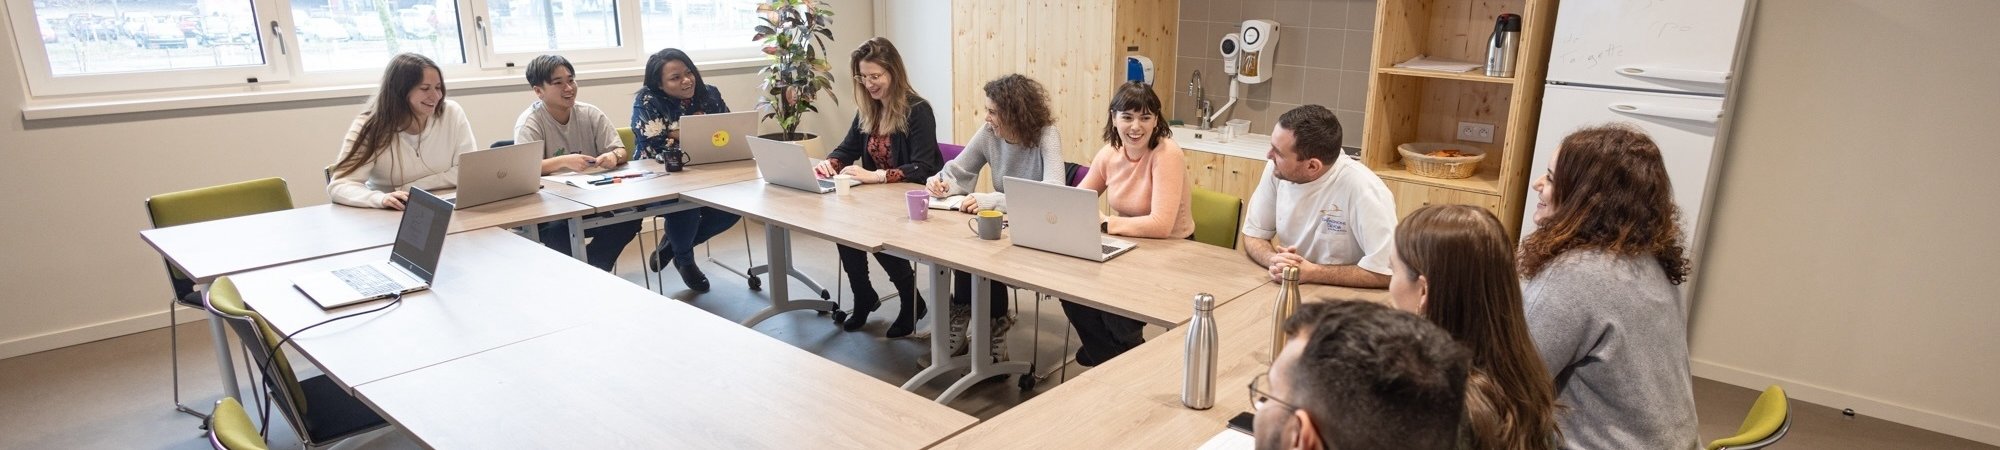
[538,214,640,271]
[655,201,741,267]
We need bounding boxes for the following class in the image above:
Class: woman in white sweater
[925,74,1063,362]
[328,53,476,209]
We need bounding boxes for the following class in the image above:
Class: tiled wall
[1173,0,1377,148]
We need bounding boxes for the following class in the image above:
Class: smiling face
[983,95,1007,140]
[1532,147,1560,226]
[1111,108,1157,149]
[659,60,697,100]
[858,60,892,101]
[532,65,577,111]
[405,67,443,127]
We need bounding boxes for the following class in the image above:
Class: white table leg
[740,225,837,327]
[903,261,965,391]
[932,273,1031,404]
[566,216,587,262]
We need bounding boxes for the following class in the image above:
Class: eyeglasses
[1249,372,1304,412]
[853,73,887,84]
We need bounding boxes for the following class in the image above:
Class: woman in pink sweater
[1065,82,1195,365]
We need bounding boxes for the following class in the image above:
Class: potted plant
[753,0,837,156]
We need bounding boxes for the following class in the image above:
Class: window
[8,0,764,103]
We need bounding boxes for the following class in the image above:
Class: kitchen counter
[1169,126,1270,160]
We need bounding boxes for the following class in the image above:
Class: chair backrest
[147,178,295,298]
[1064,162,1088,187]
[939,142,965,161]
[1707,385,1791,450]
[618,127,637,156]
[207,397,268,450]
[490,139,515,149]
[1189,187,1242,249]
[204,278,311,429]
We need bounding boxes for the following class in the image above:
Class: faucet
[1189,70,1214,130]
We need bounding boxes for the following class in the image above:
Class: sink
[1170,126,1270,160]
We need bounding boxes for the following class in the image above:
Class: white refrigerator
[1522,0,1752,262]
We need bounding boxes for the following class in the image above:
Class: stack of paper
[541,167,661,190]
[1394,55,1484,73]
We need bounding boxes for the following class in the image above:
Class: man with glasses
[1251,300,1470,450]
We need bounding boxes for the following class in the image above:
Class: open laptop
[1004,176,1138,262]
[748,136,836,194]
[677,111,758,165]
[293,187,453,309]
[453,140,543,209]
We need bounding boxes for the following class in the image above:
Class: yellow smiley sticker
[711,130,730,148]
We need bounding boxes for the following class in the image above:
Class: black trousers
[837,244,917,309]
[951,270,1009,318]
[1060,300,1146,366]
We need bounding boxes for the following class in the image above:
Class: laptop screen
[389,187,454,282]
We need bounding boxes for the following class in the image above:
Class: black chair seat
[295,375,389,443]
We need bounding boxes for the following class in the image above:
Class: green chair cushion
[209,277,308,413]
[1190,187,1242,249]
[210,397,268,450]
[1707,385,1789,450]
[147,178,293,282]
[618,127,637,157]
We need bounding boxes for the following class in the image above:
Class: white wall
[875,0,953,141]
[0,3,874,359]
[1688,0,2000,445]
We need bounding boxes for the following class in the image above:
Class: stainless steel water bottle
[1486,13,1522,78]
[1182,293,1218,410]
[1271,265,1302,359]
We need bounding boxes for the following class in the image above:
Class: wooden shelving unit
[1360,0,1557,238]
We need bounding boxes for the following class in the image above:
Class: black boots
[886,292,927,338]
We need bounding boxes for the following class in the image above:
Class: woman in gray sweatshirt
[1518,123,1699,450]
[925,74,1064,361]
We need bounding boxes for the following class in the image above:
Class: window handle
[269,21,287,55]
[476,16,489,47]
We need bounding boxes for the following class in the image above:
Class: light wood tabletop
[225,228,653,387]
[141,190,593,283]
[682,179,929,251]
[539,159,760,211]
[354,299,979,449]
[879,215,1274,327]
[933,283,1387,449]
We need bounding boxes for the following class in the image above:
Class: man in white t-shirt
[516,54,637,272]
[1240,105,1396,288]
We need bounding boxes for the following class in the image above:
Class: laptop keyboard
[1101,244,1119,255]
[334,266,399,296]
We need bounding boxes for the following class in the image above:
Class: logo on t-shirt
[1319,205,1348,233]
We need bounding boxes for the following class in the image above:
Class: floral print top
[630,84,729,159]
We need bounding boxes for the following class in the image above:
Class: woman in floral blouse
[630,48,742,292]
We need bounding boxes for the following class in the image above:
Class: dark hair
[1283,300,1470,450]
[851,37,916,135]
[982,74,1055,146]
[1397,205,1561,450]
[335,53,444,178]
[525,54,574,86]
[1276,105,1345,164]
[640,48,708,101]
[1518,123,1692,284]
[1101,81,1172,149]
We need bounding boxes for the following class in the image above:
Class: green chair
[205,277,389,449]
[1707,385,1791,450]
[1190,187,1242,249]
[618,126,637,154]
[207,397,267,450]
[147,178,294,419]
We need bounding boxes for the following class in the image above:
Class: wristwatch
[1100,221,1109,233]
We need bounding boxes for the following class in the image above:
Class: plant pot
[759,132,826,159]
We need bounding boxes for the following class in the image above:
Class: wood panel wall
[952,0,1179,167]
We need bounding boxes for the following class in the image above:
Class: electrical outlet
[1457,122,1496,143]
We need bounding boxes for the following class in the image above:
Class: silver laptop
[1005,176,1138,262]
[748,136,836,194]
[677,111,758,165]
[293,188,453,309]
[453,140,543,209]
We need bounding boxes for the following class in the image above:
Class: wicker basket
[1397,143,1487,179]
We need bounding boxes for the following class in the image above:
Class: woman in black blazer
[813,37,943,337]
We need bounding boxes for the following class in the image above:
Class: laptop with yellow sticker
[677,111,757,165]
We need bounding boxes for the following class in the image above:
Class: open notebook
[540,167,661,190]
[926,195,968,210]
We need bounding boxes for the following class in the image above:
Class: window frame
[464,0,642,69]
[5,0,294,97]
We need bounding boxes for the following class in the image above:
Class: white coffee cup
[833,174,856,195]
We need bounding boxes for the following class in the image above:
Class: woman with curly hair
[1519,123,1696,450]
[1389,205,1559,450]
[925,73,1063,362]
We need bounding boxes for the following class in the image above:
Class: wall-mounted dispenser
[1219,33,1241,76]
[1126,54,1156,85]
[1237,20,1280,84]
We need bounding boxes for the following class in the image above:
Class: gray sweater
[1523,249,1699,450]
[930,123,1064,211]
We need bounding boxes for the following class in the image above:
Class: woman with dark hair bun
[630,48,743,292]
[1519,123,1697,450]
